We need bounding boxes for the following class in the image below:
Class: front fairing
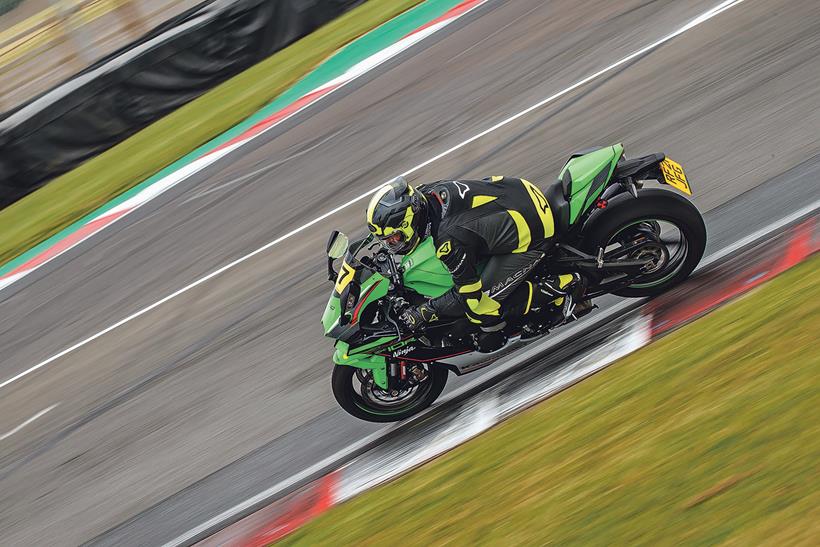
[322,252,389,337]
[323,237,395,389]
[323,236,454,339]
[323,235,455,391]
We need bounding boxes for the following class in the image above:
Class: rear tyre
[582,188,706,297]
[332,363,448,422]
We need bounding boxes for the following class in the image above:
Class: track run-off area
[1,0,819,544]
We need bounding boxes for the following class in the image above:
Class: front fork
[333,340,389,389]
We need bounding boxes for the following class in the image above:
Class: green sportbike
[323,144,705,422]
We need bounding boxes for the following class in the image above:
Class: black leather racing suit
[417,176,557,330]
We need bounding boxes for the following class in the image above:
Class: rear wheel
[332,362,448,422]
[582,189,706,297]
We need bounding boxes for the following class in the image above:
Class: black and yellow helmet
[366,176,426,254]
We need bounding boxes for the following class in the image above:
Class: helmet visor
[379,230,407,253]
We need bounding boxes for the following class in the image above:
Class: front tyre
[582,188,706,297]
[332,363,448,422]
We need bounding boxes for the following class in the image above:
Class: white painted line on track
[0,403,59,441]
[0,0,755,391]
[700,201,820,266]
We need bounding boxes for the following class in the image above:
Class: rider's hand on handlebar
[397,301,438,333]
[389,296,410,314]
[399,307,425,332]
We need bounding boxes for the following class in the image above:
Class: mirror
[326,231,349,259]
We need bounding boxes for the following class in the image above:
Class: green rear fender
[561,143,623,224]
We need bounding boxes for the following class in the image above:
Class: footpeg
[563,300,596,324]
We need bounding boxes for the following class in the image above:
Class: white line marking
[0,0,758,392]
[0,404,59,441]
[699,200,820,266]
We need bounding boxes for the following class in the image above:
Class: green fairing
[321,294,341,334]
[333,341,389,389]
[561,144,623,224]
[357,272,390,318]
[349,335,396,355]
[322,272,389,335]
[401,237,454,297]
[327,238,452,389]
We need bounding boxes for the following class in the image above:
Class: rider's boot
[473,330,508,353]
[538,273,581,316]
[520,274,590,340]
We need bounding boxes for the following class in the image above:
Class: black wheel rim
[605,218,690,289]
[350,365,435,417]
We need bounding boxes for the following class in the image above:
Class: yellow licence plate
[659,157,692,195]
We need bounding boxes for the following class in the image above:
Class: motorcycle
[322,144,705,422]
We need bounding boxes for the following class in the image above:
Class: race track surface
[1,0,819,544]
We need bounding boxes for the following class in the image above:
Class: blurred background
[0,0,201,111]
[0,0,365,208]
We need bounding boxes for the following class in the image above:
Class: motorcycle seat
[614,153,665,179]
[544,179,571,235]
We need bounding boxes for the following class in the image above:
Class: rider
[366,175,586,352]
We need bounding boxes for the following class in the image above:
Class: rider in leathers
[366,176,585,352]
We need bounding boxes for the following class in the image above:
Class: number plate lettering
[660,158,692,195]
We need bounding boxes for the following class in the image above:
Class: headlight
[338,283,360,325]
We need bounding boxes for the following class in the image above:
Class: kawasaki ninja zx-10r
[322,145,705,422]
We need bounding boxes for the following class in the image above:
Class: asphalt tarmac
[0,0,819,544]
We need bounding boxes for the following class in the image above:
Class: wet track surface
[1,0,819,544]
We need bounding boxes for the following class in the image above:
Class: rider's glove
[399,302,438,332]
[390,296,410,314]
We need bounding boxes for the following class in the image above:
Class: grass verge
[282,256,820,545]
[0,0,425,265]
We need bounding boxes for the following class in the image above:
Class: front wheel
[582,188,706,297]
[332,362,448,422]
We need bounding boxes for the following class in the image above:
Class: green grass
[282,256,820,546]
[0,0,424,265]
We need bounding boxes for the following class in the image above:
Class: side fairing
[401,237,454,298]
[322,257,388,336]
[560,143,623,224]
[322,294,342,334]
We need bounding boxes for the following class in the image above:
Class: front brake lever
[385,299,404,339]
